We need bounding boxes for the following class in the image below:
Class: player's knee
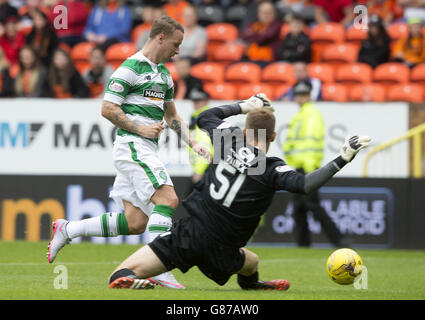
[161,194,179,210]
[128,220,147,235]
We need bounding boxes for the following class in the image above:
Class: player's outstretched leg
[47,219,71,263]
[147,186,185,289]
[109,245,169,290]
[237,248,290,291]
[46,201,147,264]
[109,268,155,290]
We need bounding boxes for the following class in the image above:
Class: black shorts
[148,216,245,286]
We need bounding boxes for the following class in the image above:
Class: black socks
[109,268,136,284]
[237,271,259,289]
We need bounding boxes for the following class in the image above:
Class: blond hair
[245,109,276,142]
[149,15,184,39]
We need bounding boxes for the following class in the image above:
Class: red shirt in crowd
[313,0,353,22]
[49,0,89,37]
[0,31,26,65]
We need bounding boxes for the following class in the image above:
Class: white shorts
[109,141,173,216]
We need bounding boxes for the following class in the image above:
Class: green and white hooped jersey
[104,51,174,148]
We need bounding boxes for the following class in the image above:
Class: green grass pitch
[1,241,425,300]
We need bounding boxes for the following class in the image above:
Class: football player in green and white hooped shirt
[47,16,211,289]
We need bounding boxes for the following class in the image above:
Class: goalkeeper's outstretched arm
[275,136,372,195]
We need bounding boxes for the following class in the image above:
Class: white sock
[147,205,175,243]
[147,213,172,243]
[66,212,129,239]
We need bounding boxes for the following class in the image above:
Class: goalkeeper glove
[239,93,274,114]
[340,135,372,162]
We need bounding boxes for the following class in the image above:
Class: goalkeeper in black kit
[108,93,371,291]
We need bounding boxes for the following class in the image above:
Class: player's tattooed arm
[164,101,192,146]
[101,100,164,138]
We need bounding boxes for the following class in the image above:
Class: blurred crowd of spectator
[0,0,424,101]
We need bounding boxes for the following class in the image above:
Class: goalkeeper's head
[243,109,277,153]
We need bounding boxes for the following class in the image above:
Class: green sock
[100,212,130,237]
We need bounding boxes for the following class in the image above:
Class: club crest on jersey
[108,80,124,93]
[160,72,168,84]
[143,84,165,101]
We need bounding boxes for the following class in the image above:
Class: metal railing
[363,122,425,178]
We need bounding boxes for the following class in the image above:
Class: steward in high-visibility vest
[189,104,213,178]
[282,80,342,247]
[283,101,325,173]
[186,88,213,195]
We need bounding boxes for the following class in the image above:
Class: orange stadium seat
[106,43,138,69]
[345,26,368,49]
[321,43,359,71]
[387,23,409,41]
[307,63,334,83]
[224,62,262,85]
[387,84,424,103]
[273,84,291,100]
[349,84,387,102]
[71,42,95,63]
[237,83,275,100]
[321,83,348,102]
[309,22,345,62]
[373,63,410,86]
[131,23,151,43]
[190,62,225,83]
[75,62,91,74]
[206,23,239,61]
[335,63,372,85]
[206,22,239,42]
[213,42,245,64]
[262,62,296,85]
[204,82,236,100]
[411,63,425,91]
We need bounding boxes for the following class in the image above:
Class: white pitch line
[0,261,121,266]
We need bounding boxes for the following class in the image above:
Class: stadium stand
[105,43,137,69]
[131,23,151,44]
[212,42,245,65]
[411,63,425,91]
[224,62,262,86]
[309,22,345,62]
[1,1,424,102]
[335,63,373,86]
[262,62,296,84]
[387,23,409,41]
[321,43,359,70]
[204,82,236,100]
[71,42,95,74]
[349,84,387,103]
[190,62,225,83]
[345,25,368,49]
[373,62,410,86]
[387,84,424,103]
[307,63,335,84]
[237,83,275,100]
[321,83,348,102]
[205,22,239,61]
